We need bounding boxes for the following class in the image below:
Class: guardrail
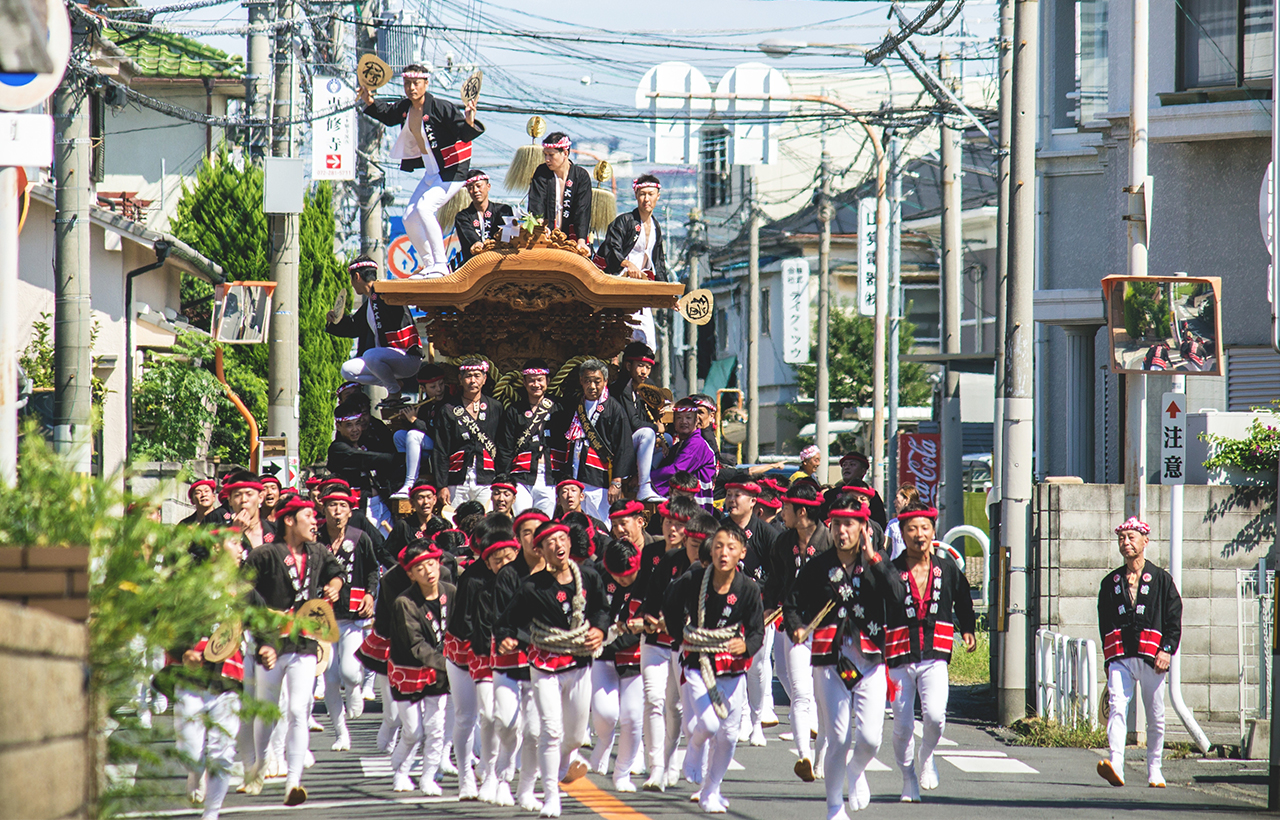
[1035,628,1099,730]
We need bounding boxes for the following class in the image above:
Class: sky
[131,0,1001,173]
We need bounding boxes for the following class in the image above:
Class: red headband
[491,482,517,494]
[418,374,445,384]
[275,497,315,519]
[609,500,646,519]
[400,545,443,569]
[187,479,216,499]
[514,510,550,529]
[534,524,570,547]
[684,530,709,541]
[459,361,490,372]
[783,493,822,507]
[557,479,585,491]
[671,483,698,494]
[336,411,363,422]
[259,476,281,487]
[841,485,874,498]
[624,355,656,364]
[897,508,939,524]
[320,493,356,506]
[223,480,265,493]
[543,136,571,150]
[348,259,378,273]
[467,173,490,184]
[523,367,551,376]
[755,495,783,510]
[401,70,429,79]
[304,477,322,488]
[481,539,520,562]
[632,180,660,192]
[614,549,643,577]
[410,484,438,496]
[657,502,690,522]
[828,507,870,522]
[725,482,760,495]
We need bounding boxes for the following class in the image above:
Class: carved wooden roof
[373,246,684,311]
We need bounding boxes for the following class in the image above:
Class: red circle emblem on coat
[556,591,568,602]
[726,594,737,605]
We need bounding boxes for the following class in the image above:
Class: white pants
[391,694,448,787]
[785,636,818,760]
[685,672,746,812]
[447,660,480,788]
[746,623,776,727]
[450,465,491,511]
[590,661,644,784]
[476,678,499,786]
[633,428,657,494]
[531,665,592,811]
[495,672,541,799]
[580,485,609,523]
[237,635,257,768]
[394,429,433,489]
[515,467,557,517]
[629,308,657,350]
[341,346,421,393]
[254,651,317,789]
[323,620,367,741]
[890,659,949,776]
[366,495,392,536]
[641,642,683,779]
[1106,657,1166,781]
[175,687,240,820]
[815,639,887,812]
[403,172,464,274]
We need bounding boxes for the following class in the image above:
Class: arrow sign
[1160,392,1186,486]
[1166,400,1181,419]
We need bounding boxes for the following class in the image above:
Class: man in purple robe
[650,398,717,508]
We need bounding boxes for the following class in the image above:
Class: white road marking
[940,755,1039,775]
[914,720,958,745]
[121,795,455,818]
[937,750,1008,758]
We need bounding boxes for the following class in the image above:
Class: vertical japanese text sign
[312,77,356,181]
[1160,392,1186,485]
[857,197,876,317]
[781,258,811,364]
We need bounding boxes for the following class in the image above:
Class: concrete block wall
[0,600,91,819]
[1034,482,1275,724]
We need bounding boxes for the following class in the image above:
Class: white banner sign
[312,76,356,181]
[781,258,811,364]
[1160,391,1186,485]
[857,197,876,317]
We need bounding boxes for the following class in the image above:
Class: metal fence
[1236,563,1275,742]
[1035,628,1099,729]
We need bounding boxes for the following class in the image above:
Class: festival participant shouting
[259,475,282,522]
[242,497,345,806]
[358,65,484,278]
[387,539,453,793]
[651,397,717,509]
[383,484,450,575]
[496,521,611,818]
[491,509,552,812]
[551,359,635,522]
[326,256,424,397]
[1096,517,1182,789]
[223,473,275,551]
[182,479,219,526]
[455,169,515,266]
[433,356,501,509]
[788,493,888,818]
[764,479,831,782]
[316,491,381,751]
[663,522,765,814]
[871,504,976,803]
[590,536,648,792]
[501,359,562,517]
[528,131,592,248]
[490,475,518,517]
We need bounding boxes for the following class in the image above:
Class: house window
[701,128,730,209]
[1179,0,1273,90]
[902,284,940,345]
[760,287,771,336]
[715,307,728,351]
[1054,0,1109,127]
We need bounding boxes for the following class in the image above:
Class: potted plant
[1200,407,1280,487]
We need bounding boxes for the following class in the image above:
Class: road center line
[563,777,655,820]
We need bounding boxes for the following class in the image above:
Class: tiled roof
[102,28,243,79]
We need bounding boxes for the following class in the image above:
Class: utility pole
[53,23,93,474]
[998,0,1040,726]
[992,0,1014,523]
[244,0,273,162]
[746,168,761,463]
[887,133,903,496]
[940,53,965,532]
[871,130,890,493]
[815,148,832,473]
[686,208,702,395]
[1124,0,1151,519]
[267,0,300,464]
[356,0,384,261]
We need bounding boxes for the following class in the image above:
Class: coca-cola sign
[898,432,941,507]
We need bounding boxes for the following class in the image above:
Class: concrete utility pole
[871,131,890,493]
[746,168,761,463]
[267,0,300,463]
[356,0,384,260]
[992,0,1014,514]
[940,53,965,533]
[686,208,702,395]
[815,148,832,471]
[1123,0,1151,520]
[998,0,1040,726]
[0,166,17,485]
[244,0,273,162]
[53,30,93,474]
[886,133,903,496]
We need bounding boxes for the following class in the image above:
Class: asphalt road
[125,687,1265,820]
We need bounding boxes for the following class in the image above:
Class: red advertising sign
[898,432,941,508]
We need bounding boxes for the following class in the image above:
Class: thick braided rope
[682,569,737,718]
[529,561,602,658]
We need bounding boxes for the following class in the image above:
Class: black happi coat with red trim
[490,550,536,679]
[326,292,422,357]
[783,547,888,666]
[639,546,694,649]
[528,163,593,242]
[356,563,412,674]
[455,202,516,264]
[500,396,562,487]
[549,396,635,489]
[433,397,501,488]
[763,524,833,611]
[1098,561,1182,668]
[388,582,454,701]
[601,574,644,676]
[317,524,381,621]
[243,541,345,660]
[363,94,484,178]
[495,562,610,673]
[873,552,976,667]
[663,565,764,677]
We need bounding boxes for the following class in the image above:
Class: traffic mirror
[1102,275,1222,375]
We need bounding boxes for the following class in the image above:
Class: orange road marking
[562,777,654,820]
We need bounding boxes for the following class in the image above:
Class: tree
[170,147,349,466]
[131,331,227,462]
[787,305,933,452]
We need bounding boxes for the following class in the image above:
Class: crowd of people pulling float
[162,62,1183,820]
